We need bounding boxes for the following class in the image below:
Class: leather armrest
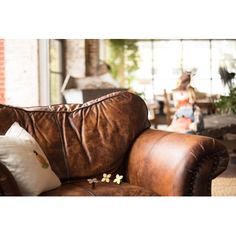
[127,129,229,196]
[0,162,21,196]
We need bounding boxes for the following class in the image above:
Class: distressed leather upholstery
[128,129,229,196]
[41,181,157,196]
[0,91,229,196]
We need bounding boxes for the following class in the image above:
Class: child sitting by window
[167,72,204,134]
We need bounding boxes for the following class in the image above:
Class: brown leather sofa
[0,91,229,196]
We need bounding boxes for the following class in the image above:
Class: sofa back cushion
[0,91,150,181]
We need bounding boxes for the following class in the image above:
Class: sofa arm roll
[127,129,229,196]
[0,162,21,196]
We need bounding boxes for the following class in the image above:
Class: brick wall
[65,39,101,78]
[0,40,5,103]
[85,39,99,76]
[65,40,85,77]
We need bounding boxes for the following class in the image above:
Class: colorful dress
[167,90,204,134]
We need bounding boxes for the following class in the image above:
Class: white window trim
[38,39,50,106]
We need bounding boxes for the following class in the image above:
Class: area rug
[212,161,236,196]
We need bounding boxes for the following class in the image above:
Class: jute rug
[212,161,236,196]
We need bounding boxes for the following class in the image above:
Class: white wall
[4,39,39,106]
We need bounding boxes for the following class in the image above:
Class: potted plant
[215,66,236,114]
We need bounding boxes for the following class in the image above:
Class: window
[129,40,236,100]
[49,39,64,104]
[211,40,236,95]
[153,40,182,95]
[182,40,211,94]
[132,41,153,100]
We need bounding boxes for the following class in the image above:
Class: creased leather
[0,91,150,181]
[41,181,157,196]
[0,91,229,196]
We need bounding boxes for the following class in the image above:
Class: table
[195,100,215,115]
[200,114,236,161]
[200,114,236,138]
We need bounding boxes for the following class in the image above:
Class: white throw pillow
[0,122,61,196]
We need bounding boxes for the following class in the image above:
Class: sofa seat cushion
[40,181,158,196]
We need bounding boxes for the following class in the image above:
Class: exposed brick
[0,39,5,103]
[85,39,99,76]
[66,40,85,77]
